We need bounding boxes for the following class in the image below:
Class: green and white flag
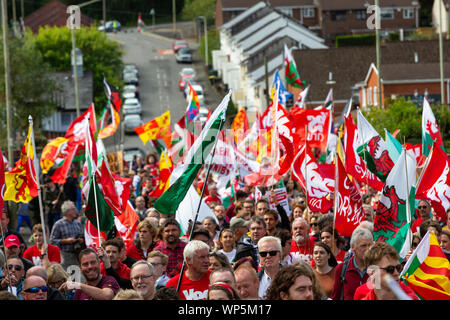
[385,129,402,164]
[422,97,444,157]
[357,109,394,181]
[154,91,232,215]
[374,148,416,260]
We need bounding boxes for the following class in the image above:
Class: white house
[212,1,327,117]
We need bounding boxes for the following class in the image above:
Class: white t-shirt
[258,271,272,300]
[218,248,236,264]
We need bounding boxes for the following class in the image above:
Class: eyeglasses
[149,262,164,267]
[380,264,402,275]
[311,223,318,227]
[49,279,65,286]
[24,286,47,293]
[418,206,427,209]
[259,250,279,257]
[7,264,23,271]
[131,275,152,282]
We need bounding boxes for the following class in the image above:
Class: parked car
[197,107,209,125]
[178,67,196,91]
[124,73,138,85]
[176,47,193,63]
[123,65,138,78]
[122,86,137,100]
[123,98,142,115]
[172,39,188,53]
[184,83,205,105]
[124,114,144,134]
[98,20,121,32]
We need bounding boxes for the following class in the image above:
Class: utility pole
[2,0,13,164]
[375,0,382,107]
[102,0,106,30]
[172,0,176,37]
[438,0,445,104]
[12,0,18,36]
[199,16,208,67]
[71,28,81,117]
[264,55,269,106]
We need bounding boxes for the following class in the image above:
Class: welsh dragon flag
[357,109,394,182]
[154,91,231,215]
[284,44,306,89]
[422,97,445,157]
[374,148,416,260]
[416,142,450,222]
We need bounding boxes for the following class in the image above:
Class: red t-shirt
[204,195,222,206]
[100,261,131,280]
[23,244,61,266]
[354,281,419,300]
[166,270,212,300]
[411,217,424,234]
[290,237,316,263]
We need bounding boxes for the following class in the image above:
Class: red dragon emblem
[374,186,406,242]
[367,136,394,177]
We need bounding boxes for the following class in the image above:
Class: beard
[293,234,306,244]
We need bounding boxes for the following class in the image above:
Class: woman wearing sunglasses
[354,242,419,300]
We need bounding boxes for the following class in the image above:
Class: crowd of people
[0,151,449,301]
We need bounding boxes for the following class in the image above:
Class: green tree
[199,28,220,66]
[0,34,58,151]
[29,26,123,111]
[181,0,215,24]
[361,97,450,149]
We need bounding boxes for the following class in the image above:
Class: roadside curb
[140,29,178,42]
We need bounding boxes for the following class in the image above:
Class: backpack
[339,251,353,300]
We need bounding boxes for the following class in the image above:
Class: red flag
[50,142,78,185]
[291,107,330,151]
[343,114,384,191]
[111,173,132,211]
[416,142,450,222]
[115,201,139,249]
[276,104,295,176]
[96,161,123,217]
[104,78,122,112]
[335,156,364,237]
[65,103,97,144]
[291,144,334,213]
[84,219,107,248]
[149,151,173,198]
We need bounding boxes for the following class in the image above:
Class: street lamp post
[198,16,208,67]
[1,0,13,164]
[71,28,81,117]
[150,8,155,30]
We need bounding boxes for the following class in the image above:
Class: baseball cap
[4,234,21,248]
[230,217,250,231]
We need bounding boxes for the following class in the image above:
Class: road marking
[157,49,174,55]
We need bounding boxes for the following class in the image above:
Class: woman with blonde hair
[47,263,75,300]
[126,219,158,260]
[113,289,143,300]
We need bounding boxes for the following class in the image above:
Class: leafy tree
[361,97,450,149]
[0,35,58,151]
[181,0,215,24]
[29,26,123,112]
[199,28,220,66]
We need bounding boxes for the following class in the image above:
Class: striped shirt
[50,217,83,252]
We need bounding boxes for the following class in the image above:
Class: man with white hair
[290,218,315,263]
[257,236,282,299]
[130,260,157,300]
[331,227,373,300]
[50,200,84,270]
[165,240,211,300]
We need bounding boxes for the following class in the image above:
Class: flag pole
[176,114,225,293]
[28,115,48,251]
[403,145,412,251]
[358,108,370,192]
[304,124,309,208]
[332,154,338,255]
[92,174,102,247]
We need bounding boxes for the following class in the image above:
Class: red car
[172,39,188,53]
[178,68,196,91]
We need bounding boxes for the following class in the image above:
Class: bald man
[26,266,65,300]
[22,276,47,300]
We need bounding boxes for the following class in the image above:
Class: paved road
[102,28,221,157]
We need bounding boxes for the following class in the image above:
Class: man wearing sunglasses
[412,200,431,234]
[0,257,25,299]
[22,275,47,300]
[257,236,282,299]
[354,242,418,300]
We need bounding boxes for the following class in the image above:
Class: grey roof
[318,0,420,11]
[50,71,94,111]
[382,62,450,82]
[221,0,315,9]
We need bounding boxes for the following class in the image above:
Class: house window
[355,10,366,20]
[403,8,414,19]
[380,8,394,20]
[366,88,372,106]
[279,8,293,17]
[303,7,315,18]
[373,86,378,106]
[330,10,346,21]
